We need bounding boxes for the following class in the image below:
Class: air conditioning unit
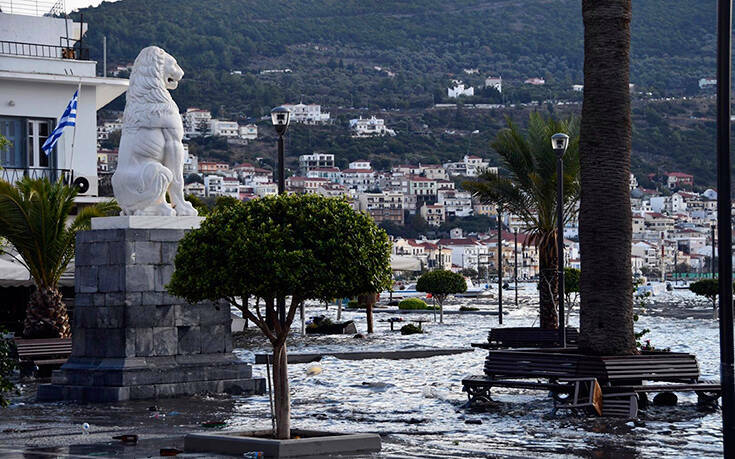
[72,174,98,196]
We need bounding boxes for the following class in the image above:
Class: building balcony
[0,39,90,61]
[1,166,73,184]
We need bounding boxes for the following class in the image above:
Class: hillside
[77,0,721,186]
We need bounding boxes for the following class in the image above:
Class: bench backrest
[488,327,579,348]
[485,349,701,383]
[14,338,72,359]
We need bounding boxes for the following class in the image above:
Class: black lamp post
[271,106,291,327]
[497,207,503,325]
[716,0,735,453]
[552,133,569,348]
[270,106,291,195]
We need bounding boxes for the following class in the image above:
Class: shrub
[416,270,467,322]
[347,299,363,309]
[0,332,18,407]
[400,324,423,335]
[398,298,429,310]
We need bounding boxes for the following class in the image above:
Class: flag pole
[68,80,82,181]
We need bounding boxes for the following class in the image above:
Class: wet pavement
[0,284,725,458]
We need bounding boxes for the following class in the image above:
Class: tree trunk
[359,293,378,333]
[272,341,290,439]
[23,287,70,338]
[578,0,636,355]
[538,236,558,329]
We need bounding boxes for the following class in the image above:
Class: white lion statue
[112,46,197,216]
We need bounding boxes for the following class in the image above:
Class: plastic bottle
[242,452,264,458]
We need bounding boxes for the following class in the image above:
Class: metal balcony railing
[0,39,90,60]
[0,167,73,184]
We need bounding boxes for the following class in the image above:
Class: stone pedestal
[38,217,265,402]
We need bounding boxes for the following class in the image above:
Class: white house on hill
[0,12,128,200]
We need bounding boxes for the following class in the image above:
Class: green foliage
[347,299,363,309]
[168,193,393,306]
[0,332,18,407]
[0,178,118,290]
[415,270,467,305]
[398,298,434,310]
[564,267,580,294]
[400,323,424,335]
[689,279,720,302]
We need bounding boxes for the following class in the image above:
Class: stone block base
[185,430,382,458]
[37,354,265,402]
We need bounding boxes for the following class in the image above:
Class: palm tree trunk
[272,341,291,439]
[23,287,71,339]
[578,0,636,355]
[538,236,558,329]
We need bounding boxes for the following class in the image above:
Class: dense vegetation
[81,0,723,187]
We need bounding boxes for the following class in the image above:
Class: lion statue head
[122,46,184,130]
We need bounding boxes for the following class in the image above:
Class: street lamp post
[514,228,519,307]
[716,0,735,453]
[271,106,291,327]
[551,133,569,348]
[270,106,291,195]
[497,207,503,325]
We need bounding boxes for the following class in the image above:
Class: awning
[0,252,74,288]
[390,254,422,271]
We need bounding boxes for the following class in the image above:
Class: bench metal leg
[462,384,493,409]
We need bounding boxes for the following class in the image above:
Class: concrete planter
[184,429,381,458]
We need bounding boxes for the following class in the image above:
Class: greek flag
[42,89,78,155]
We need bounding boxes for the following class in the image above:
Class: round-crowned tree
[689,279,721,317]
[416,270,467,323]
[167,194,392,439]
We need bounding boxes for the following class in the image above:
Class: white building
[485,76,502,93]
[349,160,371,170]
[438,190,474,218]
[524,77,545,85]
[183,151,198,175]
[443,155,494,177]
[299,153,335,175]
[306,167,341,182]
[183,181,205,197]
[182,108,212,138]
[350,116,396,138]
[448,81,474,98]
[208,119,239,137]
[204,175,223,196]
[340,167,377,192]
[282,103,330,124]
[96,118,123,141]
[238,124,257,140]
[0,12,128,199]
[699,78,717,89]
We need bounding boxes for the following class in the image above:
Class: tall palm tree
[465,113,580,329]
[0,177,118,338]
[578,0,636,355]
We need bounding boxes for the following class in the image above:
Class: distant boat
[382,283,426,300]
[636,282,666,296]
[456,278,493,298]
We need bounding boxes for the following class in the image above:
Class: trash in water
[465,419,482,425]
[112,434,138,444]
[148,405,159,411]
[168,411,181,416]
[201,421,227,428]
[160,447,183,456]
[82,423,90,434]
[306,365,322,376]
[243,452,264,458]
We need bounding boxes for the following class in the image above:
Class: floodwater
[1,283,725,458]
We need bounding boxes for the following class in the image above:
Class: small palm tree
[464,113,580,329]
[0,177,118,338]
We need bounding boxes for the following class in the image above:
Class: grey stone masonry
[38,225,264,402]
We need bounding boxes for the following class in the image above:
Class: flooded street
[1,283,725,457]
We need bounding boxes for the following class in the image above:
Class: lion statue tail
[112,161,173,215]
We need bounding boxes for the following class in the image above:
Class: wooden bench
[471,327,579,350]
[470,349,721,418]
[13,338,72,378]
[461,374,601,415]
